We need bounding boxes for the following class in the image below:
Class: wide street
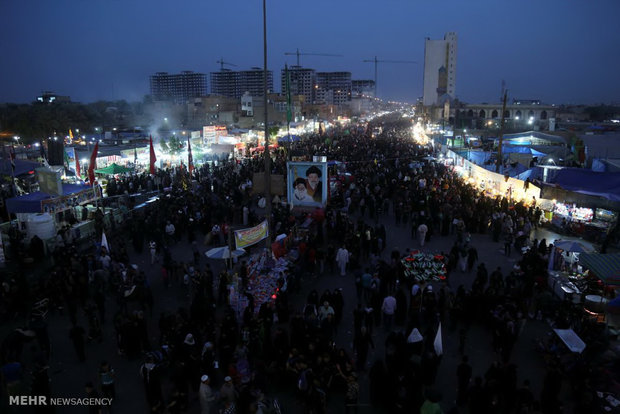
[1,197,587,414]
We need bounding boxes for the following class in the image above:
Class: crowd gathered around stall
[1,118,619,414]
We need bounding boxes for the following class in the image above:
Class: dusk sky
[2,0,619,105]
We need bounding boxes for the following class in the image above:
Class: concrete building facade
[423,32,457,106]
[282,66,316,105]
[315,72,352,105]
[210,68,273,99]
[150,71,207,104]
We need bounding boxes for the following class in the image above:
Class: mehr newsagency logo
[9,395,113,406]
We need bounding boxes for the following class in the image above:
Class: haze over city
[1,0,619,105]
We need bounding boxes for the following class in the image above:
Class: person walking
[417,222,428,247]
[504,229,514,256]
[99,360,116,399]
[381,293,396,332]
[199,374,215,414]
[149,240,157,265]
[336,244,349,276]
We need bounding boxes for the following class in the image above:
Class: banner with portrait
[287,161,328,207]
[65,147,78,174]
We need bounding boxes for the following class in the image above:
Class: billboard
[234,220,269,249]
[65,147,77,174]
[203,126,216,144]
[36,167,63,196]
[287,161,328,207]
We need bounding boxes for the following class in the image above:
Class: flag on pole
[101,231,109,253]
[63,148,70,169]
[187,137,194,174]
[149,135,157,174]
[87,141,99,185]
[9,145,16,173]
[433,322,443,356]
[75,155,81,178]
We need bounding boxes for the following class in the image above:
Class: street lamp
[13,136,20,145]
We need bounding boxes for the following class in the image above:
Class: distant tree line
[0,99,157,142]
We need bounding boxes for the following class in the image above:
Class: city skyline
[1,0,620,105]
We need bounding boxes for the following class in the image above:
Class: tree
[159,138,169,154]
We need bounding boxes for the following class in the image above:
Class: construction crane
[284,48,342,67]
[363,56,417,98]
[216,58,237,71]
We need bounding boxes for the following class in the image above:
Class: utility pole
[496,90,508,173]
[263,0,272,251]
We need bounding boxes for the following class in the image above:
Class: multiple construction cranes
[216,51,416,100]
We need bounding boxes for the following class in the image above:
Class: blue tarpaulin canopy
[551,169,620,201]
[0,159,41,177]
[502,145,547,156]
[277,135,301,143]
[5,184,92,214]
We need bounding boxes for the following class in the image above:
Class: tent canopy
[5,183,92,214]
[552,169,620,202]
[0,159,41,177]
[277,134,301,143]
[579,252,620,286]
[94,163,133,175]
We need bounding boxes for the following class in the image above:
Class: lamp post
[263,0,272,251]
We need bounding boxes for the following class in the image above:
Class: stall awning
[553,329,586,353]
[0,159,41,177]
[5,184,93,214]
[579,253,620,286]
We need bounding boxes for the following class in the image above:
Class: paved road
[0,206,590,413]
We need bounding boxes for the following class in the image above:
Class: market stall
[546,239,595,302]
[550,202,594,235]
[401,251,447,283]
[585,208,618,242]
[230,250,292,316]
[578,252,620,321]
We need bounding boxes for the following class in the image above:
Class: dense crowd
[0,118,614,414]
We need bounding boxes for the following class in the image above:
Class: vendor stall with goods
[578,252,620,323]
[550,202,594,235]
[230,249,292,318]
[401,251,447,283]
[547,239,594,303]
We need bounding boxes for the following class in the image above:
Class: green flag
[285,64,292,123]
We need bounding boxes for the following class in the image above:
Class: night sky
[2,0,619,105]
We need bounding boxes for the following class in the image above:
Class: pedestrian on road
[381,293,396,332]
[336,244,349,276]
[417,222,428,247]
[99,360,116,399]
[199,374,216,414]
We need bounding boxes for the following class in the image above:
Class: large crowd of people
[0,117,615,414]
